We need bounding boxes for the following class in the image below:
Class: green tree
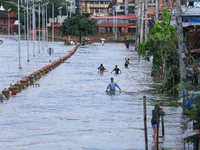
[60,13,98,43]
[137,8,179,92]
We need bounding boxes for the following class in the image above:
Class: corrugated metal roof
[91,14,137,19]
[182,7,200,16]
[92,14,152,20]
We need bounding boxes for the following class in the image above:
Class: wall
[97,19,130,24]
[187,30,200,49]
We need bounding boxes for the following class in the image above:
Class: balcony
[89,4,109,8]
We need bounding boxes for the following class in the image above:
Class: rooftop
[79,0,111,1]
[98,23,135,28]
[182,7,200,16]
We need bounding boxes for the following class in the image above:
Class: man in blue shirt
[106,78,121,92]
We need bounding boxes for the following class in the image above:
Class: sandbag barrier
[0,44,81,101]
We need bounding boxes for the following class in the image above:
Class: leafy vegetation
[60,13,98,43]
[137,8,180,92]
[168,82,200,145]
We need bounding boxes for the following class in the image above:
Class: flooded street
[0,35,185,149]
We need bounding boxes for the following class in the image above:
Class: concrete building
[0,4,18,34]
[78,0,111,16]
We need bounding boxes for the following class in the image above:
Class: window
[100,1,104,4]
[120,6,125,9]
[95,1,99,4]
[90,8,94,13]
[4,28,6,31]
[90,1,94,4]
[95,9,99,13]
[4,20,6,24]
[100,8,104,13]
[188,1,193,6]
[105,1,108,4]
[128,6,135,13]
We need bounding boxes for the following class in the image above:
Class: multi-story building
[78,0,111,16]
[108,0,135,15]
[78,0,135,16]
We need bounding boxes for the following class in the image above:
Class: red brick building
[0,7,18,34]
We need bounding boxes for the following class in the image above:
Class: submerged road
[0,37,185,149]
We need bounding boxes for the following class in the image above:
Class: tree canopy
[60,13,98,43]
[138,8,179,92]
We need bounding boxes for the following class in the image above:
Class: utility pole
[46,4,48,47]
[140,1,144,42]
[24,10,26,40]
[8,9,11,38]
[124,0,127,15]
[38,1,41,53]
[30,8,31,42]
[66,4,68,17]
[145,0,148,41]
[155,0,159,22]
[18,0,22,69]
[42,5,44,50]
[33,0,35,57]
[136,0,141,50]
[176,0,186,81]
[115,10,117,39]
[27,0,29,62]
[113,6,115,34]
[52,2,54,42]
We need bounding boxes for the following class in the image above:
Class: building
[0,4,18,34]
[78,0,111,16]
[108,0,135,15]
[182,7,200,50]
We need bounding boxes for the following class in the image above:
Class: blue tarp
[183,17,200,23]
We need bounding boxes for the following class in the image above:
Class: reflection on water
[0,35,185,149]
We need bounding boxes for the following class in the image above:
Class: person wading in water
[98,64,107,72]
[106,77,121,92]
[111,65,122,74]
[124,58,130,68]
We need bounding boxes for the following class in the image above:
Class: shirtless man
[125,58,130,67]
